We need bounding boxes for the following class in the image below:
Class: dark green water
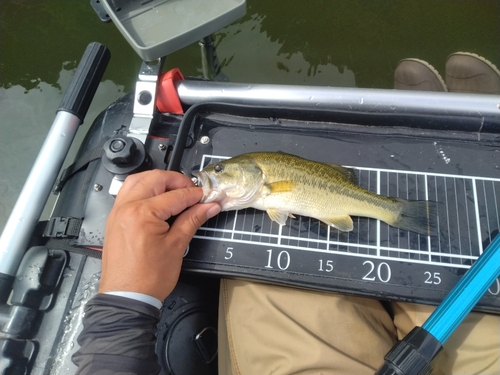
[1,0,499,229]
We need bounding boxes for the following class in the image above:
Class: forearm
[72,294,161,375]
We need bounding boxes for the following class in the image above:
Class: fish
[195,152,438,236]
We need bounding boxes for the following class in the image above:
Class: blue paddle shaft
[423,233,500,344]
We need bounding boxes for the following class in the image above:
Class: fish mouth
[195,171,225,203]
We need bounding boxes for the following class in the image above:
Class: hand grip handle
[58,42,111,122]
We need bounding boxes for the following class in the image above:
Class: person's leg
[394,58,447,91]
[392,301,500,374]
[445,52,500,94]
[219,279,398,375]
[218,288,236,375]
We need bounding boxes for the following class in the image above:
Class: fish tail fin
[389,199,439,236]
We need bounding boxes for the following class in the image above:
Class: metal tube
[0,111,81,276]
[0,43,110,298]
[176,80,500,124]
[422,233,500,344]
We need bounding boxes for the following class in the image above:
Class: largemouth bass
[196,152,437,236]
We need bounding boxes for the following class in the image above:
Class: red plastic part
[156,68,185,114]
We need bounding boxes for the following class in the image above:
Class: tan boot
[445,52,500,94]
[394,58,447,92]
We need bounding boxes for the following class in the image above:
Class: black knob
[102,136,149,175]
[104,137,137,165]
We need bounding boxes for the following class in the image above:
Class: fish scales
[196,152,438,236]
[250,153,399,223]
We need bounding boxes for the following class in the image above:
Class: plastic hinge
[43,217,83,238]
[0,338,36,375]
[90,0,112,23]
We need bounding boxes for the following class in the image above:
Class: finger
[146,187,205,221]
[116,170,162,199]
[117,170,195,204]
[117,170,149,195]
[166,203,221,249]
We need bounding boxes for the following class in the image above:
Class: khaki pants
[218,279,500,375]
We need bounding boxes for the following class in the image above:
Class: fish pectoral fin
[268,180,296,194]
[321,215,354,232]
[267,208,290,226]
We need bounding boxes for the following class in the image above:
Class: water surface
[1,0,499,230]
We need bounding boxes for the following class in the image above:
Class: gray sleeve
[72,293,161,375]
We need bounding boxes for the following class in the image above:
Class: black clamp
[43,217,83,238]
[375,326,443,375]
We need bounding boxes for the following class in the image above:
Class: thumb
[167,203,221,248]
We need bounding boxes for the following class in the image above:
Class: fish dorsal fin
[326,164,358,185]
[266,208,292,225]
[269,180,296,193]
[321,214,354,232]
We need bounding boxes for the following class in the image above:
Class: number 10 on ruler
[266,249,291,270]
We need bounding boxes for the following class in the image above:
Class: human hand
[98,170,221,301]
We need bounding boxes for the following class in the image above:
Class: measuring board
[184,154,500,311]
[174,103,500,313]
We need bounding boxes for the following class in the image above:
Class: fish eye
[214,164,224,173]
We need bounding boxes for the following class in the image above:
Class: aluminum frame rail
[176,80,500,129]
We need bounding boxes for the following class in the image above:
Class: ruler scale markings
[345,165,500,181]
[414,173,418,257]
[425,173,432,263]
[360,169,366,252]
[435,175,443,262]
[231,194,238,240]
[195,228,479,260]
[472,178,483,255]
[197,224,478,258]
[250,208,256,242]
[194,154,500,272]
[444,177,452,257]
[453,178,462,258]
[238,209,246,238]
[376,169,381,257]
[193,231,482,259]
[278,219,283,246]
[463,178,472,261]
[365,170,371,252]
[326,223,331,251]
[482,179,492,249]
[192,235,475,269]
[493,181,499,235]
[416,173,422,256]
[397,172,402,253]
[317,217,322,250]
